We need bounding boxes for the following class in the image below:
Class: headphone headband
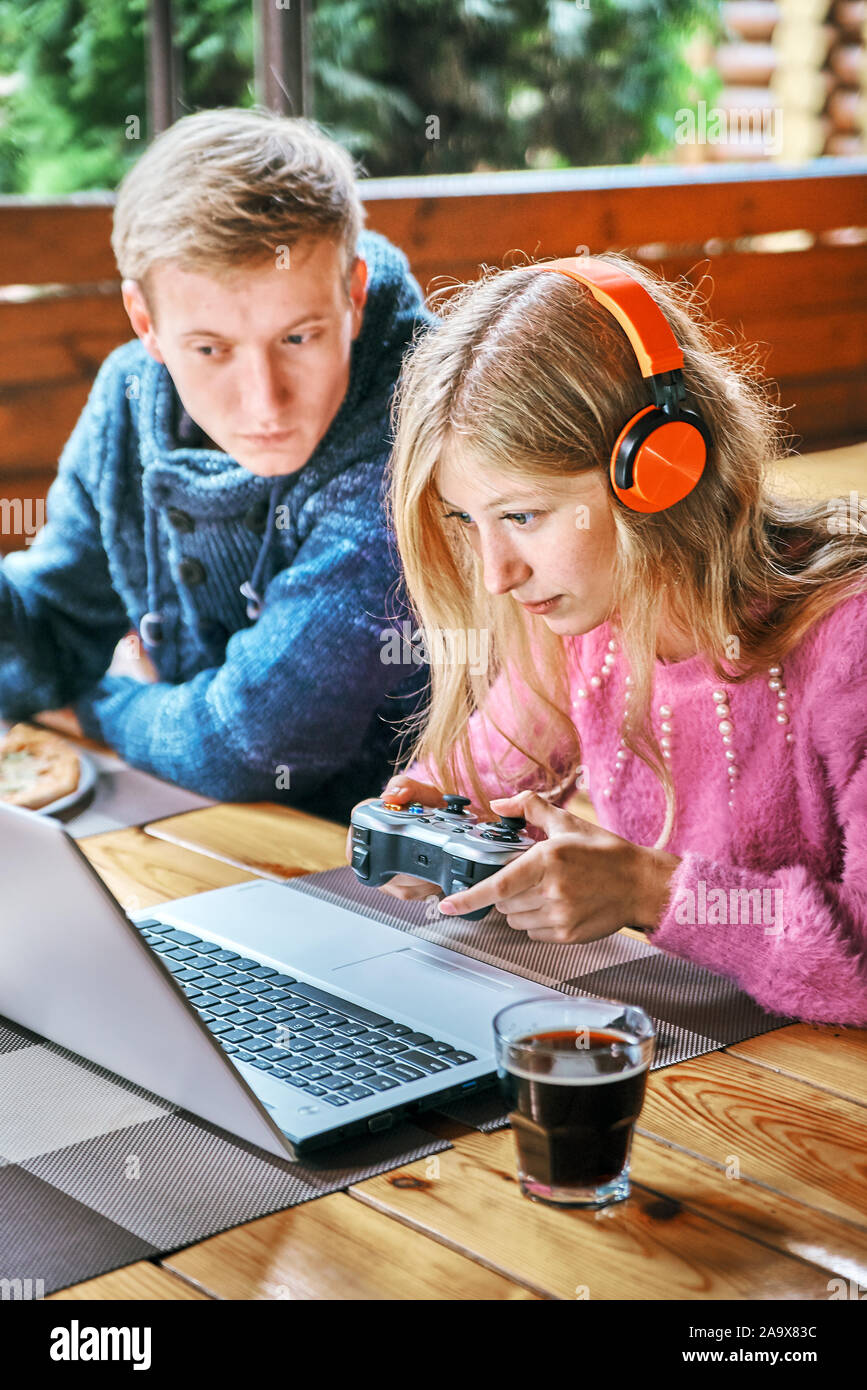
[533,257,683,378]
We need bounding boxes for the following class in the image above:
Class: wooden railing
[1,158,865,552]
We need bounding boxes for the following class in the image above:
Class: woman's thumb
[490,791,575,837]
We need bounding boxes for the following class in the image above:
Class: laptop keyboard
[135,920,478,1108]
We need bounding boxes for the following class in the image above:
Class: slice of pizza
[0,724,81,810]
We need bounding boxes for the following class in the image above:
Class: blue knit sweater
[0,229,436,822]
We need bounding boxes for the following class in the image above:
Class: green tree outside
[0,0,721,194]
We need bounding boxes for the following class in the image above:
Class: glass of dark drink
[493,996,655,1209]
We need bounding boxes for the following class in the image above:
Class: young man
[0,108,435,822]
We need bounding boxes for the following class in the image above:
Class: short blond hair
[112,106,366,295]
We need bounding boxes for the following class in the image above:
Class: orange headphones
[533,257,711,513]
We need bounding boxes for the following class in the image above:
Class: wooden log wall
[710,0,866,161]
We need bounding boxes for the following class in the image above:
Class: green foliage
[314,0,722,175]
[0,0,721,193]
[0,0,253,193]
[0,0,147,193]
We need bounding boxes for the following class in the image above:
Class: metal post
[254,0,311,116]
[146,0,183,136]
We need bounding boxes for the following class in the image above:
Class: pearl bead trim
[571,640,795,807]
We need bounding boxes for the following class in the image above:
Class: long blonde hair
[388,251,867,849]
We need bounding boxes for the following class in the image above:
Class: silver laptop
[0,803,561,1159]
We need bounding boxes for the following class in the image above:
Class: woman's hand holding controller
[346,774,458,901]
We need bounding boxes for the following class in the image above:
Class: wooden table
[39,796,865,1303]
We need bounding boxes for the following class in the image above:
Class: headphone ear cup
[611,406,667,492]
[610,406,709,513]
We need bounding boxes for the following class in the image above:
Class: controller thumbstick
[443,795,472,816]
[479,813,527,842]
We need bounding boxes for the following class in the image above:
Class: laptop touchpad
[331,947,522,1046]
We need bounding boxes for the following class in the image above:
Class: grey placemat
[57,748,215,839]
[0,1018,449,1296]
[0,723,214,838]
[287,867,794,1131]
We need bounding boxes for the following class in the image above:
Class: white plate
[4,747,100,819]
[40,748,99,817]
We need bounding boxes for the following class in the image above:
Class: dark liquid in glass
[499,1028,649,1188]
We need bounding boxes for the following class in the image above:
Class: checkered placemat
[288,867,793,1131]
[0,1018,449,1296]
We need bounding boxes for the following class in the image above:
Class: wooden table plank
[416,1107,867,1285]
[725,1023,867,1108]
[48,1261,210,1300]
[162,1190,542,1301]
[79,827,258,912]
[347,1127,841,1300]
[625,1131,867,1284]
[637,1051,867,1229]
[768,440,867,499]
[145,803,348,880]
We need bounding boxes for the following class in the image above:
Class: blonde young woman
[351,251,867,1028]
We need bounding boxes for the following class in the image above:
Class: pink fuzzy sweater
[410,589,867,1027]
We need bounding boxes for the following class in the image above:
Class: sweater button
[178,558,207,586]
[243,499,270,534]
[167,507,195,533]
[200,619,227,644]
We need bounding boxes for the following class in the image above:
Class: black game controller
[349,794,534,921]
